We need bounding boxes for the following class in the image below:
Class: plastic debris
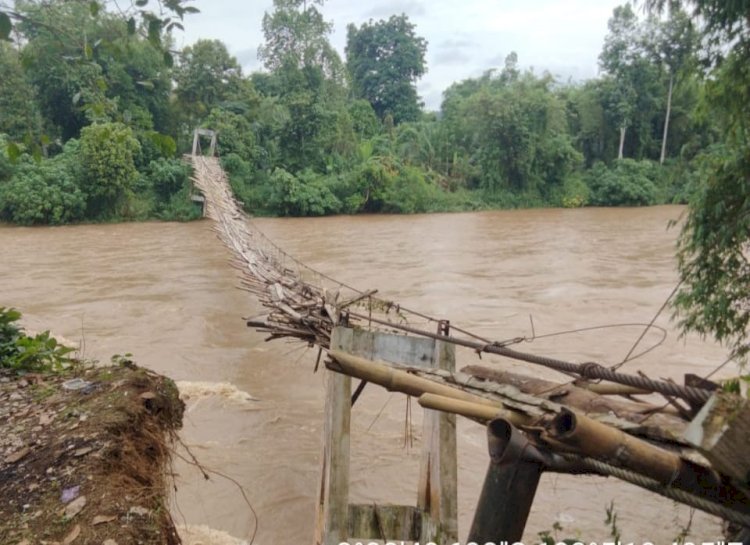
[61,485,80,503]
[62,378,93,392]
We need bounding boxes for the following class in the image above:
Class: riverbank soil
[0,362,184,545]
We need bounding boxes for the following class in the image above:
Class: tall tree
[174,40,245,123]
[599,4,644,160]
[258,0,342,79]
[0,42,42,142]
[346,14,427,124]
[257,0,348,172]
[642,8,699,163]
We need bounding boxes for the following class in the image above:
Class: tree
[346,14,427,124]
[0,42,42,142]
[1,0,197,51]
[79,122,140,217]
[643,1,750,361]
[174,39,246,128]
[256,0,350,173]
[642,8,699,163]
[599,4,644,160]
[258,0,342,79]
[16,1,177,141]
[439,69,580,195]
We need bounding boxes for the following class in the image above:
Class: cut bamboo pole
[549,409,681,484]
[549,409,750,513]
[327,350,499,407]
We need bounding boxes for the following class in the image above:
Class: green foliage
[559,174,590,208]
[79,122,140,217]
[157,184,202,221]
[258,0,342,78]
[0,307,75,373]
[174,39,247,127]
[0,134,14,182]
[442,69,581,195]
[146,157,189,200]
[267,167,340,216]
[205,107,256,162]
[134,130,177,169]
[0,144,86,225]
[0,42,42,142]
[586,159,664,206]
[346,14,427,124]
[381,165,438,214]
[674,142,750,359]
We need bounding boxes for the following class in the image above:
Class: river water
[0,206,732,544]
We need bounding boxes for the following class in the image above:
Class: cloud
[438,37,477,50]
[235,47,261,72]
[365,0,426,19]
[433,48,472,65]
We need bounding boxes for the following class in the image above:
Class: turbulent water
[0,206,732,544]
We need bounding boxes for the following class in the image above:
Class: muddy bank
[0,361,184,545]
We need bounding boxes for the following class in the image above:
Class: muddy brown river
[0,206,733,544]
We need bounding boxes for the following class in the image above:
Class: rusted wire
[347,311,712,405]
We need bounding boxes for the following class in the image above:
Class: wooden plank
[333,327,435,369]
[348,504,420,541]
[684,391,750,483]
[314,329,352,545]
[417,340,458,543]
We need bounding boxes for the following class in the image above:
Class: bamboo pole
[418,393,511,423]
[548,409,682,484]
[327,350,498,407]
[578,383,651,396]
[550,409,750,514]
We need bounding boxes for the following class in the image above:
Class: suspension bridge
[188,135,750,544]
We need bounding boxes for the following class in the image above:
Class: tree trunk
[618,125,627,160]
[660,73,674,165]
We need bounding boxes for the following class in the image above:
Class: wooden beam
[684,391,750,484]
[347,504,420,541]
[417,340,458,543]
[314,331,352,545]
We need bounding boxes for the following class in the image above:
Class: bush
[79,122,141,218]
[267,168,340,216]
[0,307,75,373]
[147,158,190,201]
[157,185,203,222]
[381,166,437,214]
[558,173,590,208]
[0,151,86,225]
[134,130,178,169]
[586,159,664,206]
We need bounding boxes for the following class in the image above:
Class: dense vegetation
[0,0,726,224]
[1,1,749,363]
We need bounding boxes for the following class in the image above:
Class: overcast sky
[177,0,630,110]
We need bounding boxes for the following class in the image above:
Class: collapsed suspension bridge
[188,143,750,544]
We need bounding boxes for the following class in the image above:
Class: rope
[569,455,750,528]
[347,311,712,405]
